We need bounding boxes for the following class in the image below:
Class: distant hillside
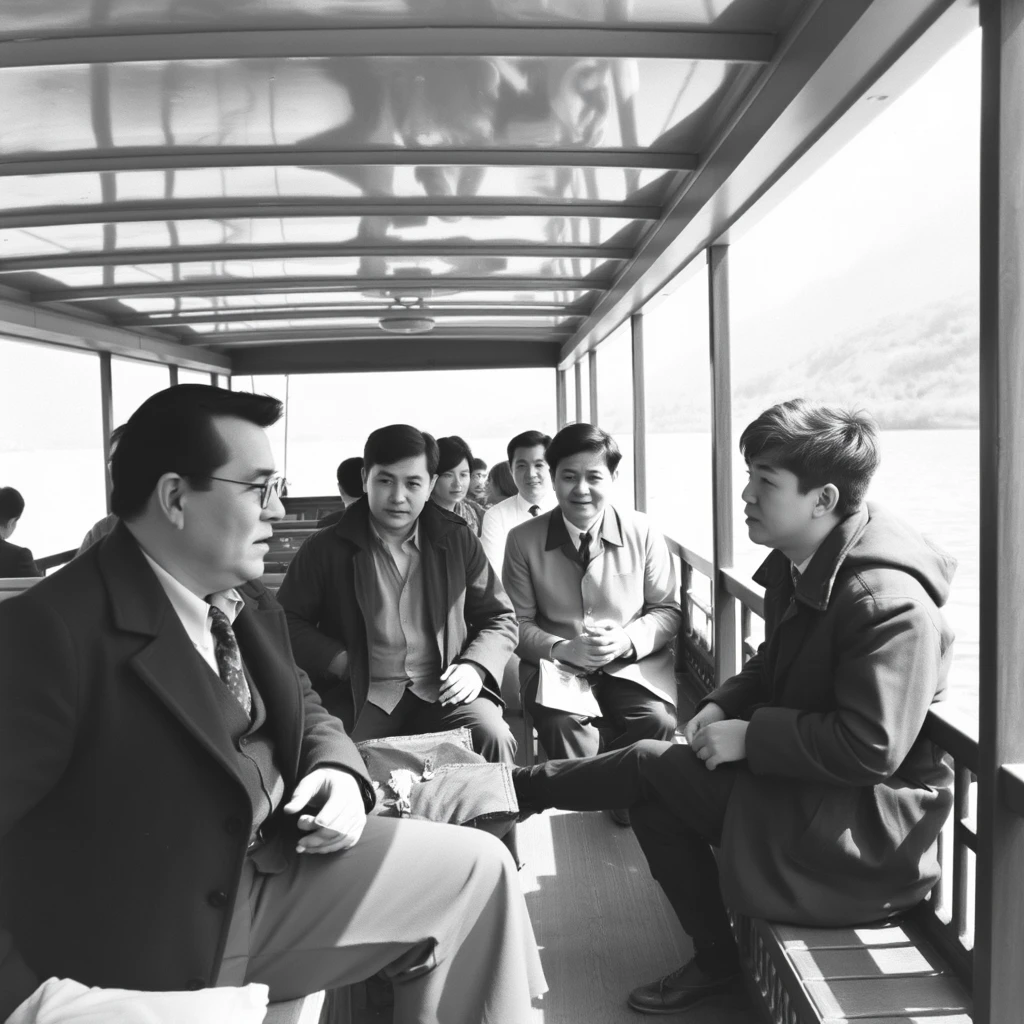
[637,296,979,434]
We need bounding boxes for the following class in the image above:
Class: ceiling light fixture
[378,295,435,334]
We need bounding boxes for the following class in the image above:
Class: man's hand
[439,662,485,706]
[554,625,630,672]
[284,768,366,853]
[326,649,349,681]
[690,720,749,770]
[681,702,727,745]
[584,621,634,662]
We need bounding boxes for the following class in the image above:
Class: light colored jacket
[502,505,681,706]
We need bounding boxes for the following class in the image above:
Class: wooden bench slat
[806,975,972,1020]
[776,923,914,949]
[789,944,946,981]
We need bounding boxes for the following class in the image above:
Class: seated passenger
[469,456,490,507]
[511,400,955,1015]
[318,456,364,527]
[430,435,486,535]
[486,460,518,505]
[277,425,518,765]
[0,487,42,578]
[77,424,125,556]
[0,387,544,1023]
[502,424,681,764]
[480,429,555,574]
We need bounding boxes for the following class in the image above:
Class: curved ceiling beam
[0,148,697,176]
[0,243,631,273]
[0,200,661,230]
[34,276,611,303]
[0,28,775,67]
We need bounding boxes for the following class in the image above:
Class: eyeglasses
[202,473,286,509]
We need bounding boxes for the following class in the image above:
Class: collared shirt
[140,550,244,675]
[480,490,554,572]
[564,510,605,564]
[366,522,441,713]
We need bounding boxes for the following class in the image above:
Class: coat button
[207,889,229,908]
[224,815,243,835]
[186,978,205,990]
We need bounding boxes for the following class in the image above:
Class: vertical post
[588,349,599,426]
[556,369,567,429]
[974,2,1024,1021]
[631,312,647,513]
[98,352,114,514]
[168,365,179,386]
[708,245,736,684]
[211,372,219,386]
[574,359,584,423]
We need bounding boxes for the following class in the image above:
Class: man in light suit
[502,423,682,763]
[480,429,555,574]
[0,385,544,1023]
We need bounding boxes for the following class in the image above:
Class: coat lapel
[545,508,587,573]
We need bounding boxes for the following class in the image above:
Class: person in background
[502,423,681,779]
[0,387,544,1023]
[511,401,955,1015]
[76,424,126,556]
[278,424,518,766]
[486,462,518,505]
[469,457,490,507]
[0,487,42,578]
[480,429,555,574]
[318,457,365,528]
[430,435,487,535]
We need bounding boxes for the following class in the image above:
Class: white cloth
[139,550,244,675]
[479,492,555,573]
[6,978,269,1024]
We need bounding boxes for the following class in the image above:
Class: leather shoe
[627,958,740,1014]
[608,807,631,827]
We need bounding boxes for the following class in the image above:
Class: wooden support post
[588,349,599,426]
[168,365,179,386]
[974,2,1024,1021]
[631,312,647,513]
[556,369,568,429]
[708,246,736,684]
[211,372,219,386]
[98,351,114,514]
[574,359,584,423]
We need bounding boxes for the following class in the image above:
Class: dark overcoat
[277,497,518,725]
[707,504,957,925]
[0,523,370,1021]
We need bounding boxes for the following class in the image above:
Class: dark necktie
[579,530,592,569]
[529,504,540,517]
[208,605,252,717]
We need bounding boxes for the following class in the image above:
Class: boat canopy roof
[0,0,973,376]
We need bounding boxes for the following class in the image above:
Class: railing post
[99,351,114,514]
[708,245,736,684]
[168,365,178,386]
[211,372,220,386]
[974,1,1024,1020]
[588,349,599,426]
[556,368,568,429]
[631,312,647,513]
[574,359,585,422]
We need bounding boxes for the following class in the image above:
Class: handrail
[668,538,713,579]
[719,566,764,617]
[36,548,76,572]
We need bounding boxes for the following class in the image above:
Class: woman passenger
[431,436,487,534]
[486,461,517,505]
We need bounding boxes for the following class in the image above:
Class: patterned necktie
[529,504,540,517]
[208,605,252,717]
[578,530,592,569]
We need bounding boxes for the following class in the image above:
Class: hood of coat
[753,503,957,611]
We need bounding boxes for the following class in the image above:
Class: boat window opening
[110,356,172,426]
[594,321,635,510]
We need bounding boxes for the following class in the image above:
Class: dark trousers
[351,689,516,765]
[524,672,677,759]
[515,739,738,958]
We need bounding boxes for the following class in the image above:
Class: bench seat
[732,913,973,1023]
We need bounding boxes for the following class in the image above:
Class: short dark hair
[111,385,282,520]
[507,430,552,465]
[739,399,880,516]
[336,457,364,497]
[470,457,487,473]
[363,425,439,476]
[545,423,621,475]
[0,486,25,523]
[436,435,474,476]
[487,462,518,499]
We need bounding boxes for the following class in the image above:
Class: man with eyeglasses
[0,385,545,1023]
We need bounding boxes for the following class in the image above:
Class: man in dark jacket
[0,387,544,1023]
[0,487,43,578]
[512,399,955,1015]
[278,424,518,764]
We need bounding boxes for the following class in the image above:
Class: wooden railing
[667,537,980,991]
